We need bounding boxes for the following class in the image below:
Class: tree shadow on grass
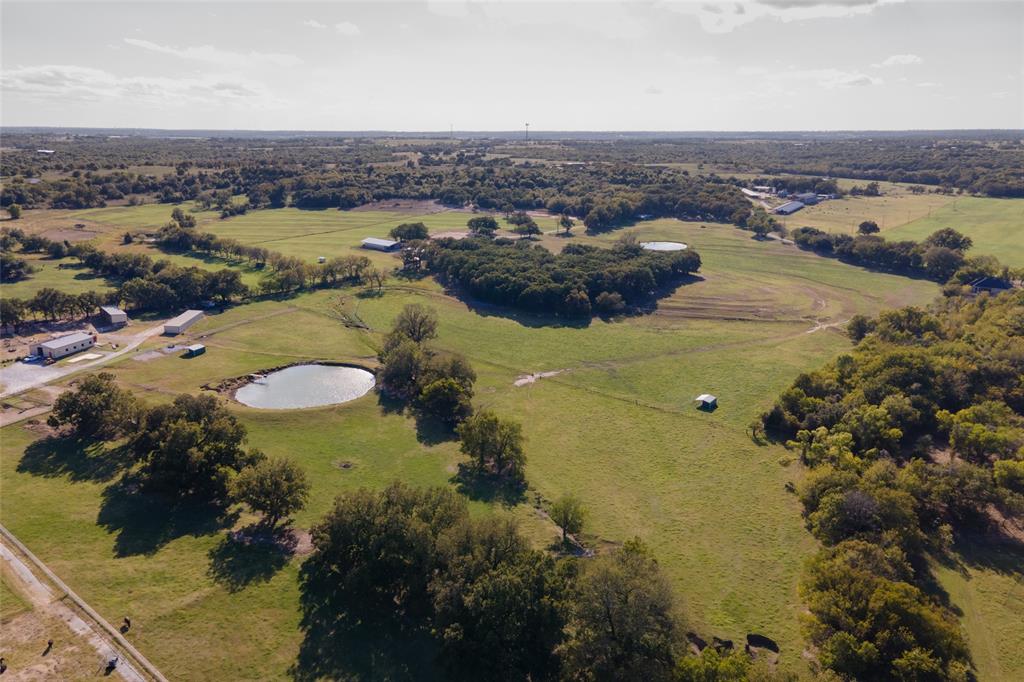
[413,413,458,447]
[206,526,293,593]
[17,437,133,484]
[290,558,441,682]
[96,477,238,557]
[450,463,527,507]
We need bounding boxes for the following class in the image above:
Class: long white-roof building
[361,237,400,252]
[34,331,96,360]
[164,310,205,335]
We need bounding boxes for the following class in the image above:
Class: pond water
[235,364,375,409]
[641,241,688,251]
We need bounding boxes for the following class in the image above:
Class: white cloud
[303,19,327,29]
[915,81,942,88]
[123,38,302,68]
[874,53,923,67]
[770,68,883,88]
[645,85,664,95]
[659,0,904,34]
[1,64,274,106]
[334,21,361,36]
[668,54,720,68]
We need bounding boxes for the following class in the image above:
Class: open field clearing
[773,186,957,234]
[1,253,116,299]
[0,213,943,679]
[886,197,1024,267]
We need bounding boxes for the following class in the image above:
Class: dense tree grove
[47,372,141,439]
[763,288,1024,680]
[424,236,701,317]
[131,394,264,499]
[302,483,754,681]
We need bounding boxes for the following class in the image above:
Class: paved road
[0,320,167,399]
[1,538,148,682]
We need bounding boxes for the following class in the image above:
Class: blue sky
[1,0,1021,130]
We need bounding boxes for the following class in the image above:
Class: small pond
[641,241,688,251]
[235,364,375,409]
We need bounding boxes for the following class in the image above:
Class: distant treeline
[424,237,702,317]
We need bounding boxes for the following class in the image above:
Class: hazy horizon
[2,0,1022,131]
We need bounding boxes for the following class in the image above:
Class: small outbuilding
[694,394,718,410]
[773,201,805,215]
[969,276,1013,295]
[183,343,206,358]
[33,331,96,360]
[361,237,400,252]
[99,305,128,328]
[794,192,819,205]
[164,310,204,335]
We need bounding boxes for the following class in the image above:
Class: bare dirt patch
[348,199,447,214]
[513,369,567,387]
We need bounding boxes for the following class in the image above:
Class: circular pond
[235,364,375,409]
[641,241,688,251]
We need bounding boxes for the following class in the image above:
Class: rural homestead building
[794,192,819,205]
[99,305,128,328]
[164,310,204,335]
[361,237,400,252]
[773,201,805,215]
[32,331,96,360]
[969,276,1013,295]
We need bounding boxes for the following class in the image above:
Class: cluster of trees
[790,227,982,282]
[154,215,385,297]
[376,304,532,483]
[744,176,841,196]
[762,288,1024,679]
[377,304,476,424]
[303,483,775,681]
[425,236,702,317]
[47,374,310,528]
[1,288,106,330]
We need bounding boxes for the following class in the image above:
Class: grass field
[885,197,1024,268]
[774,186,957,235]
[1,254,116,299]
[0,211,949,679]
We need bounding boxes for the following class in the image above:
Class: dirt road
[1,533,149,681]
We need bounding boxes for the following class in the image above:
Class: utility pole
[525,122,530,142]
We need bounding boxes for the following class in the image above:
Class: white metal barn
[35,331,96,360]
[100,305,128,327]
[361,237,400,252]
[164,310,205,335]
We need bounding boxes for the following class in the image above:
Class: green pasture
[1,254,116,299]
[932,541,1024,682]
[775,188,956,235]
[885,197,1024,268]
[0,215,948,679]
